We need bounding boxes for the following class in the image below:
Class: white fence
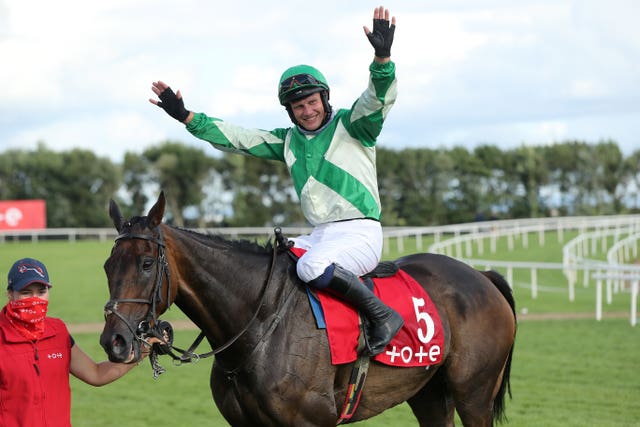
[422,215,640,326]
[2,215,638,325]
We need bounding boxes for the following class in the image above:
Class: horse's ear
[147,191,166,229]
[109,199,125,232]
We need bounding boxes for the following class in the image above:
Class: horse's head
[100,192,173,363]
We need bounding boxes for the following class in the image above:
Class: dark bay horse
[100,192,516,426]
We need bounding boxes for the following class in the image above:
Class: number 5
[412,297,435,343]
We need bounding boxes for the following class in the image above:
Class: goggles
[279,74,323,92]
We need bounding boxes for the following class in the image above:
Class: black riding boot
[327,264,404,356]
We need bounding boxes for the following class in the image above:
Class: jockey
[149,6,402,356]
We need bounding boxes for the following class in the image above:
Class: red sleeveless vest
[0,307,72,427]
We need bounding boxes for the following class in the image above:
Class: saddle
[362,261,399,289]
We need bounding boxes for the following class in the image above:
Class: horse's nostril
[115,334,124,346]
[108,334,127,353]
[99,332,133,363]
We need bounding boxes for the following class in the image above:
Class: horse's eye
[142,258,154,270]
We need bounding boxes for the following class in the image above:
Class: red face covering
[5,297,49,341]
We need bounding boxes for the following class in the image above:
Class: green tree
[392,148,454,225]
[593,140,625,214]
[0,143,120,227]
[222,153,303,226]
[502,146,548,218]
[376,148,403,226]
[573,143,607,215]
[544,142,585,215]
[474,144,510,218]
[141,142,217,227]
[446,146,492,223]
[120,152,151,220]
[2,137,635,227]
[623,148,640,211]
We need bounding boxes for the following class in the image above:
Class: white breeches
[290,219,383,282]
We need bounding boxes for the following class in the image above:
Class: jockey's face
[290,92,325,131]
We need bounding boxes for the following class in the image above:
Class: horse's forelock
[120,215,155,235]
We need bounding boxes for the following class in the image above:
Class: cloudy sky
[1,0,638,163]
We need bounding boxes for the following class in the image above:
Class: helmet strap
[320,90,332,124]
[285,104,297,126]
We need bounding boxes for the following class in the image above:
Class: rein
[163,234,282,367]
[104,225,284,377]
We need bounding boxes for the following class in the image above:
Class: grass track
[1,233,638,426]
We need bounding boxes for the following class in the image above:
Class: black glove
[156,87,190,122]
[366,18,395,58]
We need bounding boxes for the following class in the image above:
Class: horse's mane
[121,215,276,255]
[170,225,275,255]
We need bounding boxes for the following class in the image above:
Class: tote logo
[0,200,46,230]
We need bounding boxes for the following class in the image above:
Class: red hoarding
[0,200,47,230]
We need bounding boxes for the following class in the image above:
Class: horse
[100,192,516,427]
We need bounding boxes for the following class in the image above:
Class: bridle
[103,226,177,376]
[104,227,171,339]
[103,224,287,378]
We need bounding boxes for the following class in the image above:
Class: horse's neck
[167,230,285,345]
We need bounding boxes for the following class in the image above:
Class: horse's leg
[450,369,503,426]
[445,320,514,427]
[406,368,455,427]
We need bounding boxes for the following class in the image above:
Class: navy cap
[7,258,52,291]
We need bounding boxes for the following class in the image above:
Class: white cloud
[4,112,170,159]
[1,0,639,162]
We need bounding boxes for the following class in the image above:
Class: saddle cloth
[291,248,444,367]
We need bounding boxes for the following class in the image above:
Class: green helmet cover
[278,65,330,105]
